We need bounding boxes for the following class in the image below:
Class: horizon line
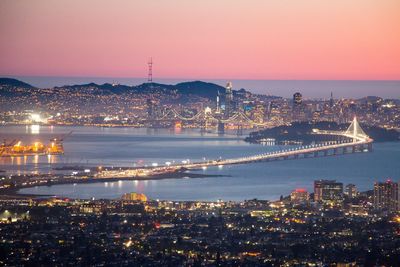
[1,74,400,83]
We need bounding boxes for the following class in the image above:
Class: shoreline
[0,171,229,199]
[0,122,253,132]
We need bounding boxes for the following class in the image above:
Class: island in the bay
[245,121,400,145]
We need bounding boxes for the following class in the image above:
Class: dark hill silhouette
[1,78,225,100]
[0,78,35,88]
[175,81,225,99]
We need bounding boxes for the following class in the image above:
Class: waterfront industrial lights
[30,113,42,122]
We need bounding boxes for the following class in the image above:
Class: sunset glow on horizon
[1,0,399,80]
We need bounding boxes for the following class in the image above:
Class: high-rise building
[224,82,233,118]
[314,180,343,205]
[292,92,306,121]
[226,82,233,100]
[374,180,399,211]
[290,188,309,205]
[329,92,334,108]
[216,91,221,113]
[345,184,358,199]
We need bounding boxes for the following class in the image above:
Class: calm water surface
[0,125,399,201]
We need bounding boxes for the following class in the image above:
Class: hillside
[0,78,225,100]
[0,78,35,89]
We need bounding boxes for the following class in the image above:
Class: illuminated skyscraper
[329,92,334,108]
[290,188,309,205]
[314,180,343,205]
[224,82,233,118]
[226,82,233,100]
[216,91,221,113]
[345,184,358,199]
[292,92,305,121]
[374,180,399,211]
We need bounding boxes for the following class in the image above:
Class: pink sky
[1,0,399,80]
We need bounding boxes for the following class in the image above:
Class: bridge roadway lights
[190,121,372,168]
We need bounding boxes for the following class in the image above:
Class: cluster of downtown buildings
[291,179,400,213]
[0,179,399,266]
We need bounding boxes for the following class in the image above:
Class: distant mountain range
[0,77,226,100]
[2,77,394,102]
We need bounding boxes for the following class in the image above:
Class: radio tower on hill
[147,57,153,83]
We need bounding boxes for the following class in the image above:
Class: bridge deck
[181,137,373,169]
[97,119,372,179]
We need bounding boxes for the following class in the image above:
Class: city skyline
[1,0,400,80]
[1,2,399,265]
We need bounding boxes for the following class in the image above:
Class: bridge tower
[345,117,367,142]
[218,121,225,135]
[236,125,243,136]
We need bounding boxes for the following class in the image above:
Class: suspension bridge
[97,117,373,179]
[173,117,373,169]
[147,108,269,127]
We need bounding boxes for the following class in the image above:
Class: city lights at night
[1,0,399,266]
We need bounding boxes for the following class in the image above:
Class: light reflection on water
[0,125,399,201]
[0,125,259,175]
[30,125,40,134]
